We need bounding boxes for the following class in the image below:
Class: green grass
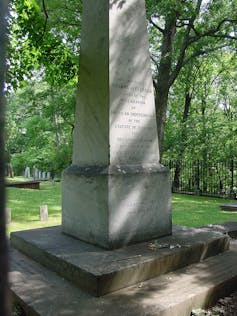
[172,193,237,227]
[6,184,237,235]
[6,181,61,235]
[6,176,31,183]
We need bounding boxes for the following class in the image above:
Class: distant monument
[62,0,172,249]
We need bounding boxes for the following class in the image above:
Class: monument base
[10,225,230,297]
[62,164,172,249]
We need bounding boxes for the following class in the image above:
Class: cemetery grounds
[6,178,237,315]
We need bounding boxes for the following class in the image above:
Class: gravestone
[220,203,237,212]
[46,172,51,179]
[5,208,11,224]
[39,205,48,221]
[33,166,39,180]
[42,172,46,179]
[62,0,171,249]
[38,171,42,180]
[24,166,30,178]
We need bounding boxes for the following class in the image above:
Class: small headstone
[38,171,42,180]
[46,172,51,179]
[5,208,11,224]
[24,166,30,178]
[33,166,39,180]
[40,205,48,221]
[42,172,46,179]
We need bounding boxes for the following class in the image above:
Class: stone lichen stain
[109,0,126,9]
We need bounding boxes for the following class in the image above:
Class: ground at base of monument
[10,225,229,296]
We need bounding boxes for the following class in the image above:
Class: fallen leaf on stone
[147,242,156,250]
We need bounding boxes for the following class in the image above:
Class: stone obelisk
[62,0,172,249]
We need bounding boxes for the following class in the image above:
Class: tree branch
[189,18,237,44]
[36,0,49,45]
[184,44,227,66]
[149,16,164,34]
[211,34,237,40]
[169,0,202,87]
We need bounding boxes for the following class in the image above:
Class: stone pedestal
[63,165,171,249]
[62,0,172,249]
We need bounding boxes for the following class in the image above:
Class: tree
[7,0,81,89]
[163,46,237,194]
[6,0,80,175]
[6,79,75,176]
[7,0,237,165]
[146,0,237,158]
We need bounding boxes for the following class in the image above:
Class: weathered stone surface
[62,165,171,248]
[5,207,11,224]
[62,0,171,248]
[9,239,237,316]
[39,205,48,222]
[202,221,237,238]
[71,0,159,166]
[10,225,229,296]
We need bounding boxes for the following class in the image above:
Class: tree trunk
[154,14,176,159]
[201,98,208,192]
[173,92,192,189]
[50,89,61,148]
[53,113,61,147]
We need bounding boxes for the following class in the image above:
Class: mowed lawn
[172,193,237,227]
[6,181,62,234]
[5,180,237,235]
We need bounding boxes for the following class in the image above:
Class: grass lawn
[172,193,237,226]
[6,176,32,183]
[6,181,61,235]
[5,181,237,235]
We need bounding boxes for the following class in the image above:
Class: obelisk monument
[62,0,172,249]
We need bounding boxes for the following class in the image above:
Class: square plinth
[62,164,172,249]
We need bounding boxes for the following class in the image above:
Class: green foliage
[163,51,237,162]
[7,0,81,89]
[6,0,237,169]
[6,80,75,176]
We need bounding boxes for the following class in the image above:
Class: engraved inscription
[110,80,159,164]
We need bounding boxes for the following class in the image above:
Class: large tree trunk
[152,0,203,160]
[154,14,176,159]
[201,97,208,191]
[173,92,192,189]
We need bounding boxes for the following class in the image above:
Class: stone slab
[220,203,237,212]
[6,181,40,189]
[10,239,237,316]
[10,225,229,296]
[202,221,237,238]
